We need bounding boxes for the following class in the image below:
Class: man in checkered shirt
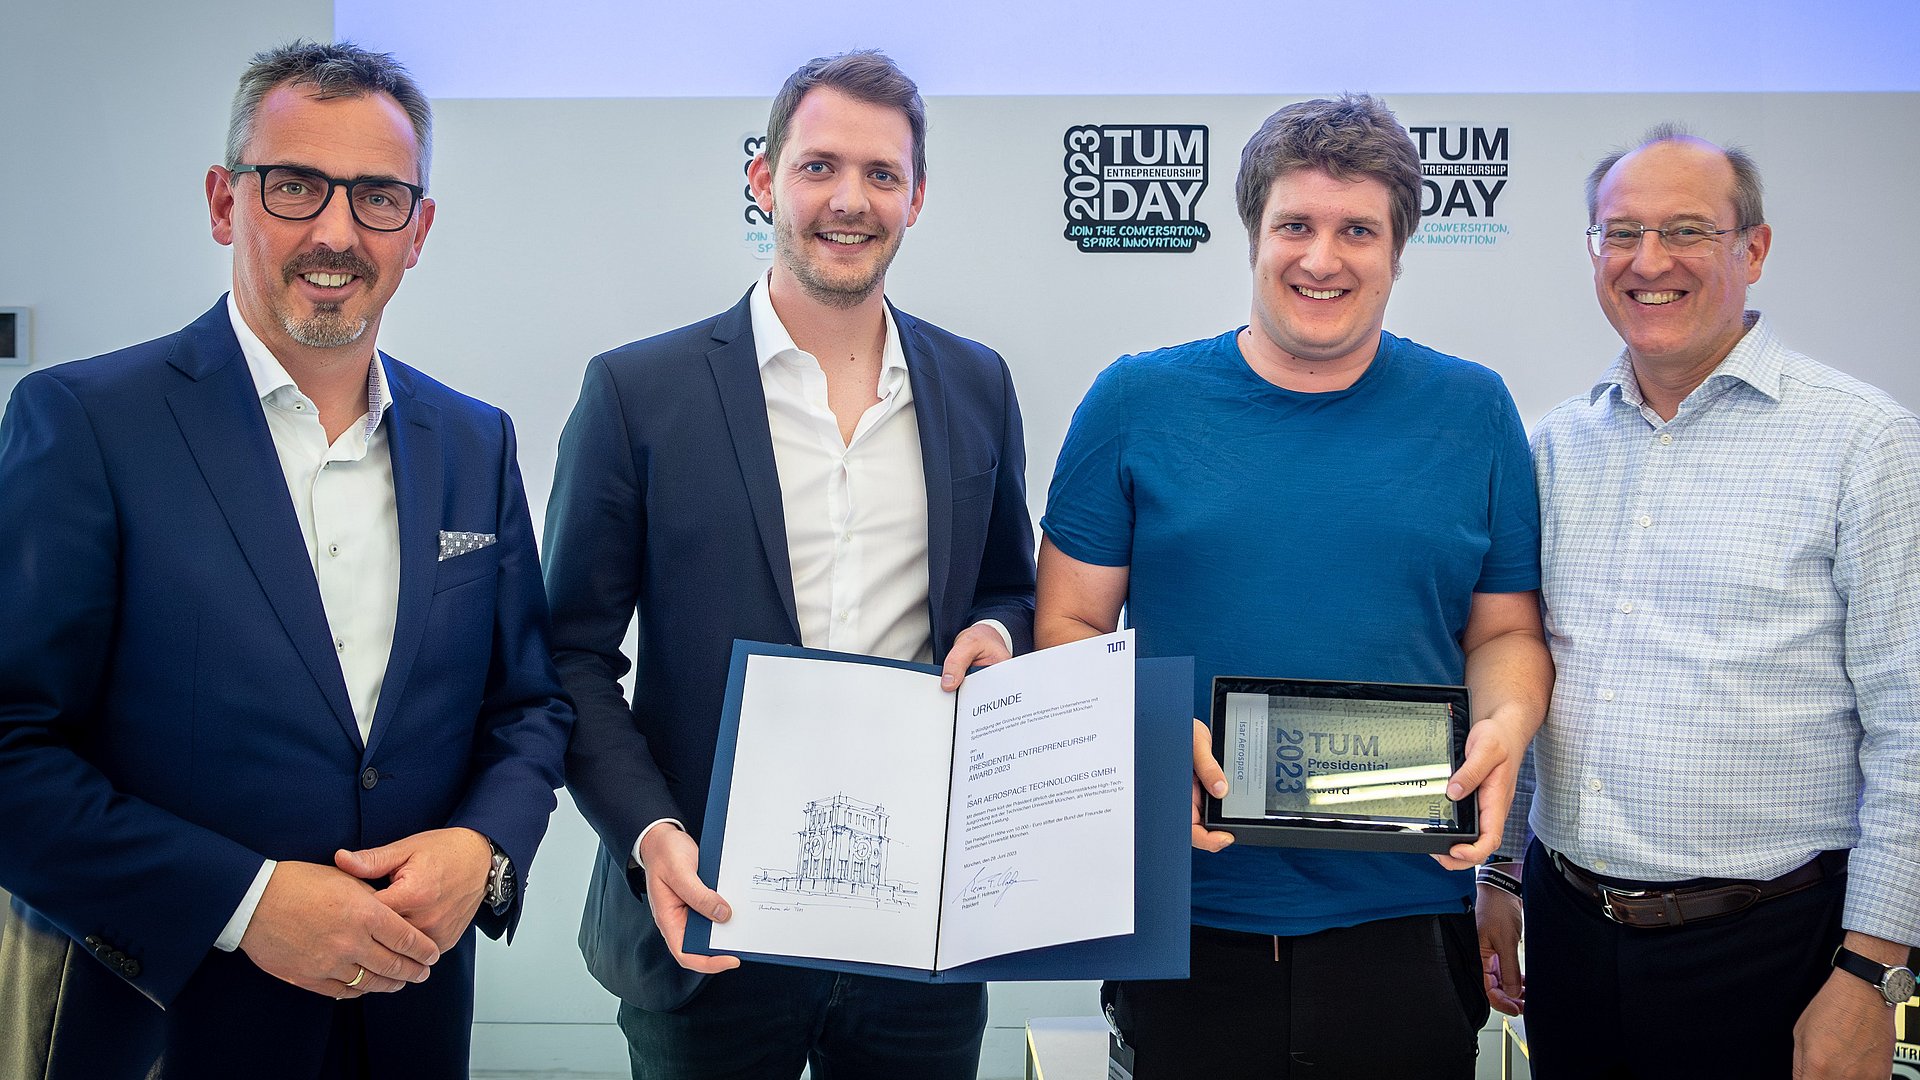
[1479,126,1920,1080]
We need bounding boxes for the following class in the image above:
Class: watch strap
[1832,945,1917,1006]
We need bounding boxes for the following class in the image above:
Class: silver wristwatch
[484,841,516,915]
[1831,946,1917,1007]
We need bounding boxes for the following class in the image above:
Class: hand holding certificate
[682,632,1191,982]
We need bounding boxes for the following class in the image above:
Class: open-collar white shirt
[748,274,933,664]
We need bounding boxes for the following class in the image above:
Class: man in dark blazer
[546,50,1036,1080]
[0,42,571,1080]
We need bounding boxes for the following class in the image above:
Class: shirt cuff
[214,859,276,952]
[632,818,686,870]
[976,619,1014,656]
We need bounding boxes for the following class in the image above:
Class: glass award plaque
[1202,677,1476,853]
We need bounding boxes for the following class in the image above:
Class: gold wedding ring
[346,967,366,989]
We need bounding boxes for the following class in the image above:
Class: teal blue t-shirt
[1041,329,1541,935]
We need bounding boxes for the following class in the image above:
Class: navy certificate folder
[684,640,1192,983]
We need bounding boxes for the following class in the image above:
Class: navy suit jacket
[0,300,572,1079]
[547,291,1036,1012]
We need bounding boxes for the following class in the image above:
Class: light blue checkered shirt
[1528,313,1920,946]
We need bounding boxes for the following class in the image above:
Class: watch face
[1887,968,1917,1004]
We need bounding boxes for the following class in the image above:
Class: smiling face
[1244,167,1399,386]
[208,83,434,363]
[750,86,923,310]
[1591,139,1769,389]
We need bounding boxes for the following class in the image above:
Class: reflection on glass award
[1222,692,1457,830]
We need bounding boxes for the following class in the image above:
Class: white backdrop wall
[7,4,1918,1077]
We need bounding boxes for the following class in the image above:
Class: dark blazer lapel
[163,302,359,745]
[706,294,802,642]
[365,357,439,760]
[898,306,955,646]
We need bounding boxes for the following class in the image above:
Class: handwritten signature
[956,864,1035,908]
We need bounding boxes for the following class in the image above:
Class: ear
[404,198,436,270]
[748,152,775,216]
[207,166,236,247]
[1741,222,1771,286]
[905,174,925,228]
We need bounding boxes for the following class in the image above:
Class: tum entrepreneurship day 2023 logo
[1407,123,1510,249]
[1062,125,1212,253]
[741,133,774,260]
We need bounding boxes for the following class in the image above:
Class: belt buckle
[1597,883,1652,924]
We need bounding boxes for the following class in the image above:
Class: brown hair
[766,50,926,187]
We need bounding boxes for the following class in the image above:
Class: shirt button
[1599,689,1615,702]
[1592,859,1608,871]
[1637,515,1653,528]
[1588,778,1603,793]
[360,767,380,790]
[838,613,850,623]
[328,543,341,557]
[1658,433,1673,445]
[1619,601,1633,614]
[334,638,346,652]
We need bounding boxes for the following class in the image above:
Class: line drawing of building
[752,793,912,907]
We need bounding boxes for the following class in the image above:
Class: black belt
[1549,848,1846,929]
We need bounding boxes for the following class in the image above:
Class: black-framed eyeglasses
[1585,220,1757,259]
[230,164,425,232]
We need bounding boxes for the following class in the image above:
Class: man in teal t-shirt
[1038,94,1550,1078]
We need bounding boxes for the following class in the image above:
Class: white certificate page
[709,654,953,969]
[937,630,1136,969]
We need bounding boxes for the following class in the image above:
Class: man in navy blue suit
[546,49,1036,1080]
[0,42,571,1079]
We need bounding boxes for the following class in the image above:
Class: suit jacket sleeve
[444,408,574,940]
[545,356,677,861]
[965,354,1037,655]
[0,372,264,1006]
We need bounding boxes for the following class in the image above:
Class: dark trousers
[317,999,370,1080]
[1522,838,1847,1080]
[617,962,986,1080]
[1106,911,1487,1079]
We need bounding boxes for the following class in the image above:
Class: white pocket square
[439,530,496,561]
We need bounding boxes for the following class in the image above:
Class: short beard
[280,250,378,346]
[787,265,877,310]
[282,309,369,348]
[773,211,895,310]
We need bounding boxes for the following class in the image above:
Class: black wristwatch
[1831,946,1917,1006]
[484,841,516,915]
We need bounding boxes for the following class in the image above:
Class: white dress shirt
[214,295,402,950]
[749,275,933,663]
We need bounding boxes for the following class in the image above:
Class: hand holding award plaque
[1201,677,1477,853]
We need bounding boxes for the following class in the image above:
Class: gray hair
[1235,93,1423,263]
[1584,122,1764,228]
[767,50,927,188]
[226,40,433,187]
